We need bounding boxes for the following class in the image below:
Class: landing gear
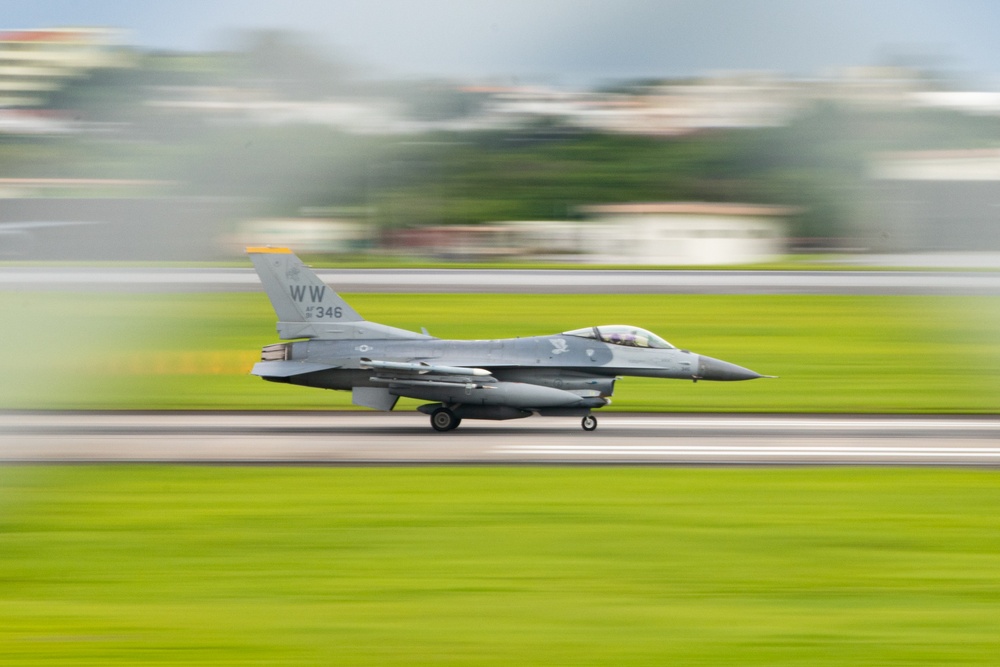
[581,414,598,431]
[431,407,461,432]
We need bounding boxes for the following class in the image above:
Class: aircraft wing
[251,360,339,378]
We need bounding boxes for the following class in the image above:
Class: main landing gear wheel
[581,415,598,431]
[431,408,461,432]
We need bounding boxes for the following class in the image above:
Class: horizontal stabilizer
[251,360,337,378]
[353,386,399,411]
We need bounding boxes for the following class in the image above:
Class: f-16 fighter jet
[248,247,766,431]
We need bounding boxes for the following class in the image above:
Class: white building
[869,149,1000,252]
[232,218,370,255]
[573,202,791,265]
[0,27,124,107]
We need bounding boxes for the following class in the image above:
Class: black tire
[581,414,598,431]
[431,408,460,432]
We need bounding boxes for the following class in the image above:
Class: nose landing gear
[581,414,598,431]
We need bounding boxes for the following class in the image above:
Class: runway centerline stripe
[610,419,1000,431]
[494,445,1000,457]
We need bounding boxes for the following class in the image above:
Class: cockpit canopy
[563,325,674,349]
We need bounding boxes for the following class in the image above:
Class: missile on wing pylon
[359,358,493,377]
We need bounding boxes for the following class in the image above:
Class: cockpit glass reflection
[563,325,674,349]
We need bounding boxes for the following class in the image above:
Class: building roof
[0,28,112,44]
[872,149,1000,181]
[579,202,798,217]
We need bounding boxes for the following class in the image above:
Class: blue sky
[7,0,1000,87]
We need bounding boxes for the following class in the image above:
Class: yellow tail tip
[245,246,293,254]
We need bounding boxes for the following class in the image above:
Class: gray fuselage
[270,333,704,391]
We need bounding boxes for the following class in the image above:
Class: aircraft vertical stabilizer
[247,247,428,341]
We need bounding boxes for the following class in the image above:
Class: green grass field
[2,465,999,665]
[1,291,999,412]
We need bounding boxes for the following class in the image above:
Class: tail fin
[247,247,427,341]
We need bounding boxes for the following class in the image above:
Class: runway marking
[610,418,1000,431]
[493,445,1000,458]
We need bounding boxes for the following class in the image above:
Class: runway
[3,267,1000,295]
[3,412,999,466]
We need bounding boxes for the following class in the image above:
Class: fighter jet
[247,247,767,431]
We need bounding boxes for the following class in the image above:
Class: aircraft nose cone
[697,355,764,381]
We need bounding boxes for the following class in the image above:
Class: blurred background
[2,0,1000,414]
[2,0,1000,265]
[5,7,1000,663]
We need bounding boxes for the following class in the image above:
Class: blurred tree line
[6,31,1000,245]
